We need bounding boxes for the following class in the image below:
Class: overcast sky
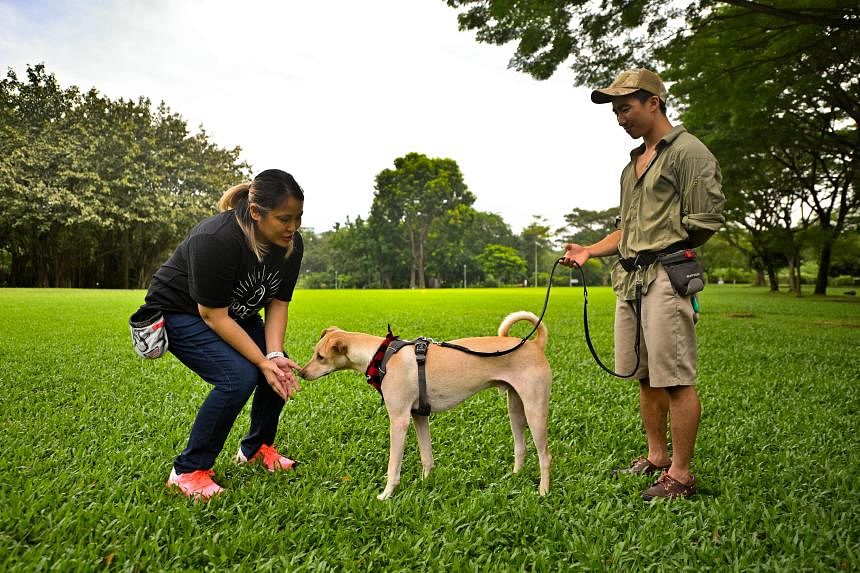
[1,0,635,235]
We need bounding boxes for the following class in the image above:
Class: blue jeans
[164,312,285,473]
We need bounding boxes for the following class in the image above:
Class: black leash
[437,258,563,357]
[571,262,642,378]
[378,259,643,417]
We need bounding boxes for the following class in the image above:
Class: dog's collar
[365,325,398,395]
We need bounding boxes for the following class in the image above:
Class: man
[562,69,724,500]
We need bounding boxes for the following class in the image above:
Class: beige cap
[591,68,668,104]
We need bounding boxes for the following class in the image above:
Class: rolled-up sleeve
[679,153,725,232]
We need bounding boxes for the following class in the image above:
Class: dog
[298,311,552,500]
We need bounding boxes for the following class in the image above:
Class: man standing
[562,69,724,500]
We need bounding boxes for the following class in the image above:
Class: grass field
[0,285,858,571]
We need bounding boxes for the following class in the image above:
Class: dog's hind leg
[412,414,434,478]
[506,387,528,474]
[378,411,410,500]
[522,390,552,496]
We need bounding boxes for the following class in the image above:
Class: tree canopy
[446,0,859,84]
[445,0,860,294]
[0,64,249,288]
[370,153,476,288]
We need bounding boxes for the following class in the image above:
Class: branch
[718,0,860,30]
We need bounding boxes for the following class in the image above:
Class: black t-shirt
[145,211,303,321]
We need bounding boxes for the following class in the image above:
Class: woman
[142,169,304,499]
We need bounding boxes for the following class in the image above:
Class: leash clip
[414,338,429,363]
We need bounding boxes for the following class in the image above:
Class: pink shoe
[235,444,296,472]
[166,468,224,500]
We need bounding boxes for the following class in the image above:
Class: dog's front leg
[412,414,434,478]
[378,413,410,500]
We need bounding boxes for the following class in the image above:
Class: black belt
[618,241,690,272]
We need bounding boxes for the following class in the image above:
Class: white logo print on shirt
[229,265,283,320]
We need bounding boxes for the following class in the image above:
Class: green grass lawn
[0,285,858,571]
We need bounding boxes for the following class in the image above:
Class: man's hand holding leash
[561,229,623,269]
[561,243,591,269]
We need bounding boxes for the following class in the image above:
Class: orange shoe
[166,468,224,499]
[235,444,296,472]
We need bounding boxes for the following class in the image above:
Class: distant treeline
[0,64,248,289]
[0,65,617,290]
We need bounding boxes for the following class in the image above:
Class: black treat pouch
[658,249,705,296]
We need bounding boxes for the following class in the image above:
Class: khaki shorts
[614,264,697,387]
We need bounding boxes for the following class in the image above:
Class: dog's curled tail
[498,311,548,350]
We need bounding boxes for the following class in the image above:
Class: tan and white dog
[298,311,552,500]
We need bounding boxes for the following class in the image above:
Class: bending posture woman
[143,169,305,499]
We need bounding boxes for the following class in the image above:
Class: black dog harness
[364,328,432,416]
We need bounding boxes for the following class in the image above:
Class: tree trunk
[121,228,130,290]
[786,257,795,293]
[36,234,50,287]
[755,268,765,287]
[408,228,417,289]
[601,260,612,286]
[786,255,802,296]
[9,252,21,287]
[766,262,779,291]
[417,230,426,289]
[814,238,833,295]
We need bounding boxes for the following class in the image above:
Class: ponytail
[218,182,251,212]
[218,181,267,261]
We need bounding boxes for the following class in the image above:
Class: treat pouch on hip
[658,249,705,296]
[129,304,168,358]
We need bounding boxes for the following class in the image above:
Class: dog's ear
[319,326,340,340]
[332,338,347,355]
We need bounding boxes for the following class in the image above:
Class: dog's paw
[376,491,391,501]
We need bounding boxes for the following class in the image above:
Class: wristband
[265,351,286,360]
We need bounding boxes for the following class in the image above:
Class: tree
[445,1,859,85]
[370,153,475,288]
[699,231,753,283]
[518,216,552,286]
[445,1,859,294]
[556,207,618,285]
[476,243,528,286]
[0,64,249,288]
[426,204,516,286]
[366,187,413,288]
[660,3,859,295]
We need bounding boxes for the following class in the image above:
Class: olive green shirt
[611,125,725,300]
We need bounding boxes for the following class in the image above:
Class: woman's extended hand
[272,356,301,397]
[259,358,300,401]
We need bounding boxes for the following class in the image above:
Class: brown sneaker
[612,457,671,478]
[642,472,696,501]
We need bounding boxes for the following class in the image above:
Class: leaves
[445,0,859,293]
[370,153,476,288]
[0,65,250,287]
